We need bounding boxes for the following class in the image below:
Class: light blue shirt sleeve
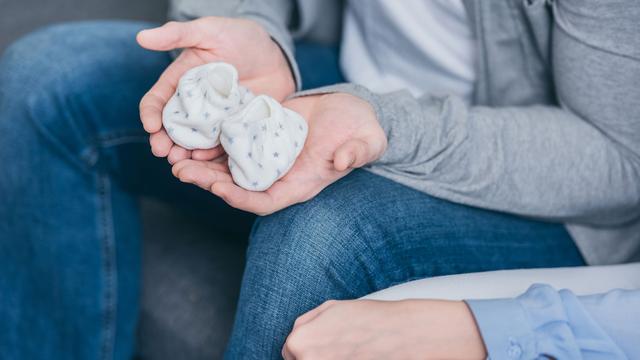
[465,284,640,360]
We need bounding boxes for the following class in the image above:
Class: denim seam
[81,132,149,168]
[25,92,148,171]
[95,132,148,148]
[97,173,117,360]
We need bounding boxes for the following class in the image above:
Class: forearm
[295,84,640,224]
[293,0,640,225]
[363,87,640,225]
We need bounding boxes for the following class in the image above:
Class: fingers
[192,146,225,161]
[283,300,339,360]
[172,160,280,215]
[333,139,371,172]
[172,158,229,177]
[139,91,166,133]
[172,159,308,215]
[208,182,279,215]
[167,145,191,165]
[139,51,203,134]
[172,159,233,192]
[149,130,174,157]
[137,20,205,51]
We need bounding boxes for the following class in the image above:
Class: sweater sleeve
[465,285,640,359]
[294,0,640,225]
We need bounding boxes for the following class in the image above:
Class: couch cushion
[365,262,640,301]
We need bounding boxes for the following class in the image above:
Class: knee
[0,21,157,162]
[0,26,82,161]
[252,200,356,257]
[1,24,85,101]
[0,21,153,117]
[247,188,375,295]
[0,24,96,145]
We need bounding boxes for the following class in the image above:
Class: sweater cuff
[465,298,538,360]
[291,83,440,165]
[291,83,386,129]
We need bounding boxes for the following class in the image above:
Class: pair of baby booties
[162,62,308,191]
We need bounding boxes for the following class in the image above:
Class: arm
[295,0,640,224]
[466,285,640,359]
[280,285,639,360]
[168,0,640,223]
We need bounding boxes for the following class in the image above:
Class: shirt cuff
[465,298,537,360]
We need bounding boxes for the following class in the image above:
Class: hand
[136,17,296,164]
[171,93,387,215]
[282,299,487,360]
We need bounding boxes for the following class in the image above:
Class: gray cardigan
[168,0,640,266]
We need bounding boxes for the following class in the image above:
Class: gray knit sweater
[168,0,640,265]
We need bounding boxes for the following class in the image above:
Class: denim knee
[0,21,160,169]
[247,185,386,297]
[0,24,99,167]
[0,23,106,108]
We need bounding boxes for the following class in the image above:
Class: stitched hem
[97,173,118,360]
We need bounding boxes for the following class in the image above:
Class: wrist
[240,15,300,94]
[283,94,322,120]
[407,300,487,359]
[269,38,296,95]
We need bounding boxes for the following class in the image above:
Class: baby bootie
[220,95,308,191]
[162,62,253,150]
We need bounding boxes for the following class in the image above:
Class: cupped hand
[282,299,487,360]
[171,93,388,215]
[137,17,296,164]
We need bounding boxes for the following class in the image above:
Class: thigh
[326,170,586,289]
[249,169,586,298]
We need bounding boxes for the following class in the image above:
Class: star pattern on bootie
[221,95,308,191]
[162,62,253,150]
[162,62,308,192]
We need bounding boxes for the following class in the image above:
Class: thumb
[333,139,371,172]
[136,20,206,51]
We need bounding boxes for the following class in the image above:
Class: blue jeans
[0,21,584,360]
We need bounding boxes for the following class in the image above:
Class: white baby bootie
[162,62,253,150]
[163,62,308,191]
[220,95,308,191]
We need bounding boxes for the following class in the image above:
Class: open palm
[137,17,295,163]
[172,93,387,215]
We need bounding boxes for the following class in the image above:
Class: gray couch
[0,1,246,359]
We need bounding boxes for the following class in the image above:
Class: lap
[250,169,586,296]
